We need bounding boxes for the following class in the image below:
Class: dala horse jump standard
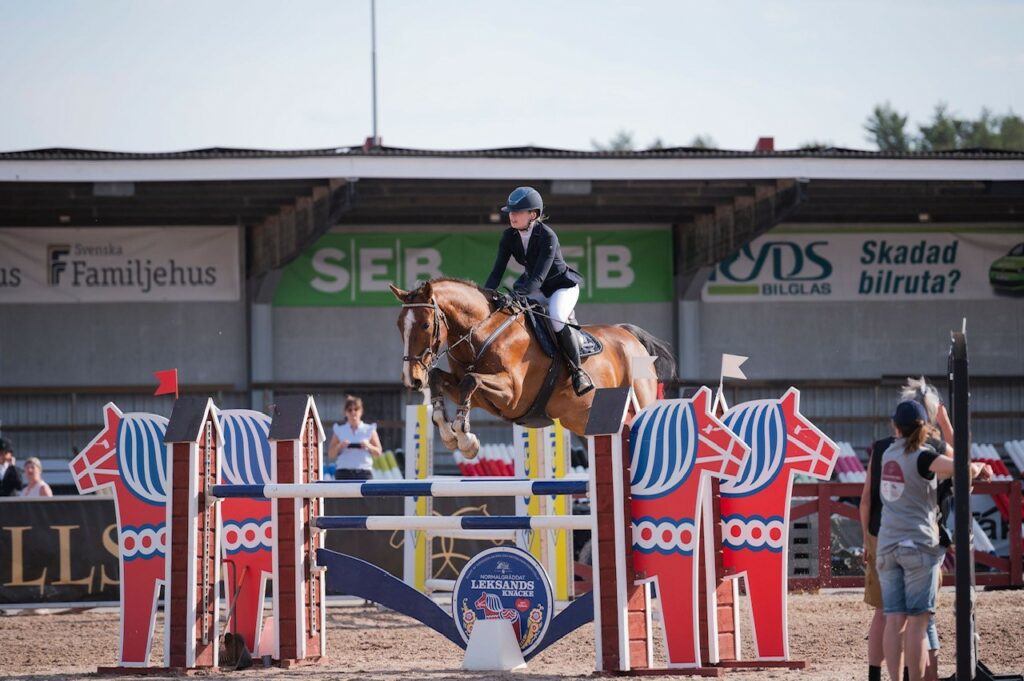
[71,405,277,668]
[390,278,675,457]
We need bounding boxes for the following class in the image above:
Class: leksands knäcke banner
[703,228,1023,302]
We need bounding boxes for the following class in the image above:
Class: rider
[484,186,594,396]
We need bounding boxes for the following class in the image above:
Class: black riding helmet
[500,186,543,214]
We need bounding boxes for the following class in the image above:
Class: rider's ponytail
[896,419,937,454]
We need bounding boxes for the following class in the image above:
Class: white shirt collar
[518,223,534,249]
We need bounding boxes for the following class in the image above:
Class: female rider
[484,186,593,396]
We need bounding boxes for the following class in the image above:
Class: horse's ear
[780,387,800,413]
[692,386,710,413]
[103,402,123,430]
[389,284,408,302]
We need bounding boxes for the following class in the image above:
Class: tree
[961,108,1000,149]
[999,113,1024,151]
[866,102,1024,152]
[864,103,911,152]
[689,134,716,149]
[799,140,835,150]
[592,130,635,152]
[917,103,967,151]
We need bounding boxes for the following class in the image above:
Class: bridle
[401,294,519,375]
[401,298,448,374]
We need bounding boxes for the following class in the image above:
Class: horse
[629,387,750,667]
[70,403,276,667]
[70,404,169,667]
[390,278,675,457]
[718,388,839,660]
[218,409,275,658]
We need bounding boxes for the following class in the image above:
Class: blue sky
[1,1,1022,152]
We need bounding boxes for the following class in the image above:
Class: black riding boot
[557,326,594,396]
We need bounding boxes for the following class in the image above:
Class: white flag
[720,354,748,381]
[631,355,658,380]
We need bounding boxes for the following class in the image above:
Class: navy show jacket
[483,222,583,297]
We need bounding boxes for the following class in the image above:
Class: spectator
[21,457,53,497]
[875,400,990,681]
[0,438,25,497]
[327,395,382,480]
[861,378,953,681]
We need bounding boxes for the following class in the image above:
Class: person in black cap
[860,378,954,681]
[874,400,990,681]
[484,186,593,396]
[0,438,25,497]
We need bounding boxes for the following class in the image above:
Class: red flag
[153,369,179,399]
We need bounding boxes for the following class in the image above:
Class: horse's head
[630,387,750,498]
[391,281,444,391]
[720,388,839,495]
[690,387,748,482]
[475,591,506,618]
[778,387,838,480]
[70,402,123,494]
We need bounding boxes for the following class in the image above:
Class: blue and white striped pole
[312,514,591,531]
[212,478,588,500]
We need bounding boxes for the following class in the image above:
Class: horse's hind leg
[427,368,460,451]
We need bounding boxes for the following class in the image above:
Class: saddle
[513,298,603,428]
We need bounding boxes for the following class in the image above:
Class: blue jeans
[876,545,942,616]
[927,617,940,650]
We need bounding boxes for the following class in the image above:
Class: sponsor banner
[703,229,1024,302]
[0,498,119,605]
[452,546,553,655]
[273,228,673,306]
[0,227,240,303]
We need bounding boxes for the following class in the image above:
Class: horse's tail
[618,324,677,381]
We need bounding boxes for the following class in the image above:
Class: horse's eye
[421,322,430,330]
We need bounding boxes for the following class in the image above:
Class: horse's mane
[403,277,494,319]
[409,277,490,302]
[429,276,486,292]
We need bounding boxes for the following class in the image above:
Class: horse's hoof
[458,434,481,459]
[438,429,459,451]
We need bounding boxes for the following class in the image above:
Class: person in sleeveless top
[327,395,383,481]
[20,457,53,497]
[484,186,593,396]
[875,400,990,681]
[860,378,953,681]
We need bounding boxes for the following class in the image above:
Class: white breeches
[527,285,579,332]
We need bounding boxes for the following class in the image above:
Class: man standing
[0,438,25,496]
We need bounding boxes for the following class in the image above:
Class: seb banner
[273,228,673,306]
[0,227,240,303]
[703,229,1023,302]
[0,498,119,605]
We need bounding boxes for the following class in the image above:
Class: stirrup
[571,369,594,396]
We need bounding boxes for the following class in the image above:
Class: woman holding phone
[328,395,383,480]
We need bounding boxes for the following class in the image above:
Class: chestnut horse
[390,278,675,456]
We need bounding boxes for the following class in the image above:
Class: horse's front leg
[452,372,517,459]
[427,368,460,451]
[452,373,484,458]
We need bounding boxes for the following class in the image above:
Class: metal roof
[2,144,1024,161]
